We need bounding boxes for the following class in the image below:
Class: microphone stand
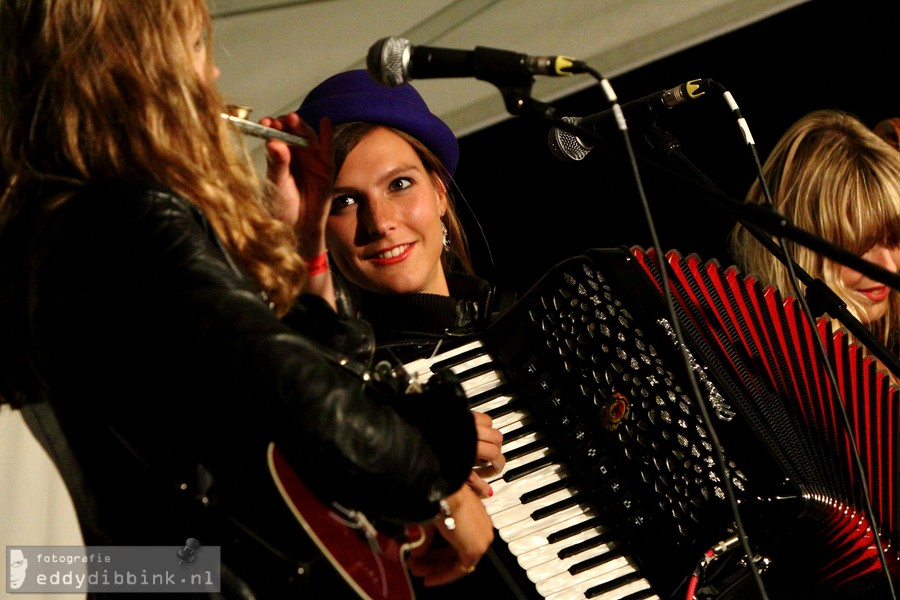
[644,124,900,380]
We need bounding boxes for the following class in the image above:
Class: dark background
[453,0,900,294]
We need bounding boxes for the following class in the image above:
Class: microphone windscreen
[367,36,409,87]
[548,116,591,161]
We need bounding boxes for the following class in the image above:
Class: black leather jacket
[5,180,476,597]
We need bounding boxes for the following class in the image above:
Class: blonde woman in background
[729,109,900,363]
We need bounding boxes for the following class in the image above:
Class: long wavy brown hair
[0,0,306,315]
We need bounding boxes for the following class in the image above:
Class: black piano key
[586,571,654,599]
[519,476,573,504]
[486,399,525,420]
[468,382,514,409]
[503,421,539,444]
[456,359,503,383]
[531,491,587,520]
[569,546,626,575]
[504,455,557,482]
[547,515,607,544]
[557,531,616,559]
[504,438,549,462]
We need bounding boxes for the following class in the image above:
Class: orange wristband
[307,251,329,276]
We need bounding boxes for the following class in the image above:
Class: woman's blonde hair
[729,109,900,349]
[0,0,306,315]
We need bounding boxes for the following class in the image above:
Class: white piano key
[402,340,485,379]
[487,456,558,494]
[587,576,656,600]
[506,511,598,556]
[474,393,517,414]
[533,550,631,594]
[486,446,555,485]
[497,430,541,454]
[460,370,507,393]
[410,338,483,365]
[499,505,598,543]
[515,524,609,570]
[483,464,568,515]
[527,540,618,585]
[544,563,656,600]
[450,350,494,373]
[434,338,484,358]
[490,487,580,529]
[492,409,530,430]
[494,445,554,478]
[498,418,528,435]
[475,427,542,493]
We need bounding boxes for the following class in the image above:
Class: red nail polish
[488,486,494,497]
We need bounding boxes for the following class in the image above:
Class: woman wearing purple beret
[264,70,515,596]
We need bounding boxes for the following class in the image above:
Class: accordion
[475,246,899,599]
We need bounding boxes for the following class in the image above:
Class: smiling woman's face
[838,244,900,323]
[326,127,449,296]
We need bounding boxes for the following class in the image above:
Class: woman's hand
[467,411,504,498]
[406,485,494,587]
[261,113,333,259]
[262,113,335,307]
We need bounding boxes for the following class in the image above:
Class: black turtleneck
[345,271,504,361]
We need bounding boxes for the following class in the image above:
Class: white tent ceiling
[210,0,810,166]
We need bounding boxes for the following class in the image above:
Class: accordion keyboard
[404,339,658,600]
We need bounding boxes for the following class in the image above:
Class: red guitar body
[267,442,426,600]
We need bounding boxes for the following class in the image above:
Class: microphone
[367,36,586,87]
[548,78,712,161]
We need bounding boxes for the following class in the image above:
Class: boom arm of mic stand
[729,191,900,287]
[636,124,900,292]
[651,126,900,380]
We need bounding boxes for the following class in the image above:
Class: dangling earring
[441,220,450,251]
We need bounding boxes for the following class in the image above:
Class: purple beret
[296,69,460,175]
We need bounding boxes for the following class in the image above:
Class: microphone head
[547,116,592,161]
[367,36,410,87]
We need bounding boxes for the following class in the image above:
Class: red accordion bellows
[632,246,899,591]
